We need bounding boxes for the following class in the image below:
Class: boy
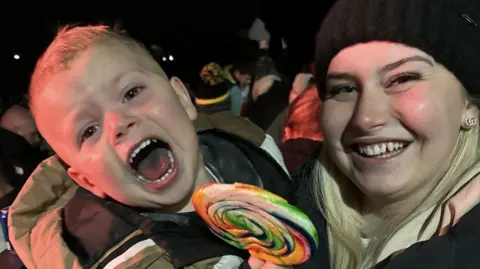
[8,25,292,269]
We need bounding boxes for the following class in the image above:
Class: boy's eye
[123,86,144,103]
[81,125,99,143]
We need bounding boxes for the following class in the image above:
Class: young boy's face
[34,41,202,208]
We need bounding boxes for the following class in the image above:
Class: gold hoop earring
[464,117,477,128]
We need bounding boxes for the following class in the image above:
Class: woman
[295,0,480,268]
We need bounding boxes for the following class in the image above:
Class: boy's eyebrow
[111,69,147,87]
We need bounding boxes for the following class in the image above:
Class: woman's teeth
[357,142,409,157]
[136,150,175,183]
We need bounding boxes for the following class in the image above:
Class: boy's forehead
[42,43,161,103]
[70,44,152,82]
[35,44,157,134]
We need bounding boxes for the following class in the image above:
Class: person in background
[0,127,44,192]
[245,74,290,139]
[0,104,54,156]
[242,17,294,143]
[280,80,323,174]
[195,63,233,115]
[249,18,270,50]
[224,62,253,116]
[247,72,313,146]
[289,72,314,103]
[283,80,322,143]
[0,105,39,147]
[226,17,286,118]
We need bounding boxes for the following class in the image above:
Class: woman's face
[321,42,474,203]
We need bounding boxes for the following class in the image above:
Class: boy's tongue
[136,148,171,181]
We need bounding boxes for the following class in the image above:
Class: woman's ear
[461,101,479,130]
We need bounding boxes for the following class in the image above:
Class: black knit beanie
[315,0,480,99]
[195,63,232,100]
[195,80,232,100]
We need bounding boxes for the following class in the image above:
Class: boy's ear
[68,167,107,198]
[170,76,197,121]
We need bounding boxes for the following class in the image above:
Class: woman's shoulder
[381,170,480,269]
[382,204,480,269]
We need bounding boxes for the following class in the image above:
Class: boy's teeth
[129,138,157,163]
[358,142,408,157]
[136,151,175,183]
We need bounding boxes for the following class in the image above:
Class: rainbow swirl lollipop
[192,183,319,265]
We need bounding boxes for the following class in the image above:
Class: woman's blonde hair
[310,95,480,269]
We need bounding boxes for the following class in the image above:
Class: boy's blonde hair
[28,25,146,114]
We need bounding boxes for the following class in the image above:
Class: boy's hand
[248,257,293,269]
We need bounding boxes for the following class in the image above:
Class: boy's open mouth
[128,138,175,183]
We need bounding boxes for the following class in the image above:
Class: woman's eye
[80,125,99,144]
[387,72,421,87]
[327,85,357,98]
[123,86,144,103]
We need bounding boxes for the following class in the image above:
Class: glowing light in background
[13,54,20,60]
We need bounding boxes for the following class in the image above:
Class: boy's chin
[144,179,197,209]
[142,191,195,213]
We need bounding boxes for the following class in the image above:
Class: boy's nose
[107,113,137,143]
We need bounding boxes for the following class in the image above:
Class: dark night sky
[1,0,334,105]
